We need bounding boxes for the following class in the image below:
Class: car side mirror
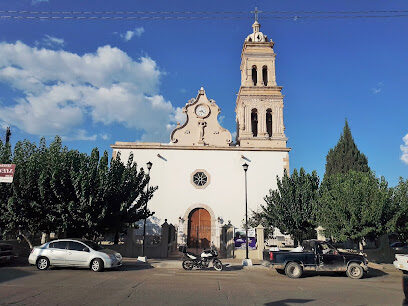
[83,247,90,252]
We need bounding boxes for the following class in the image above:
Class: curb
[123,258,268,270]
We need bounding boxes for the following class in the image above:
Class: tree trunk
[358,240,364,251]
[18,231,33,250]
[41,232,49,244]
[114,230,119,245]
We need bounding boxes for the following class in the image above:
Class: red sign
[0,164,16,183]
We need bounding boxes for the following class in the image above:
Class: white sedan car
[28,239,122,272]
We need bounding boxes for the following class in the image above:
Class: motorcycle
[179,245,223,271]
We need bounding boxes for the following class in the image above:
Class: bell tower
[235,18,287,148]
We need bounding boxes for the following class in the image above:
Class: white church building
[111,20,290,250]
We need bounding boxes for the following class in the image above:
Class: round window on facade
[191,169,210,189]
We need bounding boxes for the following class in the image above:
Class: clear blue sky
[0,0,407,186]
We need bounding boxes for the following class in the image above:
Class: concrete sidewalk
[123,257,266,269]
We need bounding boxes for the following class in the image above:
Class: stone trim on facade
[111,142,291,152]
[283,153,290,173]
[181,203,218,248]
[190,169,211,189]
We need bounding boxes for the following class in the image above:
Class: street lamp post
[242,163,249,260]
[142,161,153,258]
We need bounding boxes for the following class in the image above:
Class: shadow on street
[47,263,154,272]
[298,267,388,279]
[0,256,29,268]
[265,299,315,305]
[0,267,32,283]
[224,264,243,271]
[119,263,154,271]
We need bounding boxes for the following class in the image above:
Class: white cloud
[231,131,237,140]
[401,133,408,165]
[173,107,186,125]
[120,27,145,42]
[100,133,110,140]
[32,0,49,4]
[39,35,65,48]
[0,41,179,142]
[371,82,384,94]
[62,129,97,141]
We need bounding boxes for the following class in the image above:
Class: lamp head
[242,163,249,172]
[146,161,153,170]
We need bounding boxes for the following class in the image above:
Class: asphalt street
[0,259,405,305]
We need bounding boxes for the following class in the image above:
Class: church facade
[111,21,290,250]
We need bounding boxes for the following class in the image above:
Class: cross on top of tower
[251,7,262,22]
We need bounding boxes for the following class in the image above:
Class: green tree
[67,147,106,238]
[260,168,320,246]
[0,140,13,238]
[387,178,408,241]
[325,120,370,177]
[101,152,157,244]
[0,137,157,247]
[2,139,42,248]
[318,170,391,249]
[248,210,273,239]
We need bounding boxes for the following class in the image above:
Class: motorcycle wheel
[182,260,194,270]
[213,259,223,271]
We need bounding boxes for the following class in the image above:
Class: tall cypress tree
[325,120,370,177]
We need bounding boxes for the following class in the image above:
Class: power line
[1,14,408,21]
[0,10,248,15]
[1,9,408,21]
[1,9,408,15]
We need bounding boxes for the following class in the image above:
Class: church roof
[245,20,269,43]
[170,87,232,147]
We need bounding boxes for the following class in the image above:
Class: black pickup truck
[0,243,16,264]
[263,240,368,279]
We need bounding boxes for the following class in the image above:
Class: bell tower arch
[235,20,287,148]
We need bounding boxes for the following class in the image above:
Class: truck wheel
[346,263,364,279]
[285,262,303,278]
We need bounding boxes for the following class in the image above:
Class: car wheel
[90,258,104,272]
[346,263,364,279]
[36,257,50,270]
[285,262,303,279]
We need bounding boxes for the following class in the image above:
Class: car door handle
[68,252,72,255]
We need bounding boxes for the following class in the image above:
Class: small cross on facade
[251,7,262,22]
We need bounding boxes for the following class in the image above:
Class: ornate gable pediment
[170,88,232,147]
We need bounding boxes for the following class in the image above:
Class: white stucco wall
[114,147,286,231]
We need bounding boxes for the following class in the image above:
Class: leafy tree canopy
[0,137,156,247]
[325,120,370,177]
[260,168,320,245]
[387,178,408,241]
[318,170,391,248]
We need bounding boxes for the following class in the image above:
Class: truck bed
[263,249,316,270]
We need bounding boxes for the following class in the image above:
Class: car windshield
[318,242,337,254]
[81,240,102,251]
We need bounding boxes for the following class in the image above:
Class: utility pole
[5,127,11,144]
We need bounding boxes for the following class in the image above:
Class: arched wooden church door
[188,208,211,249]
